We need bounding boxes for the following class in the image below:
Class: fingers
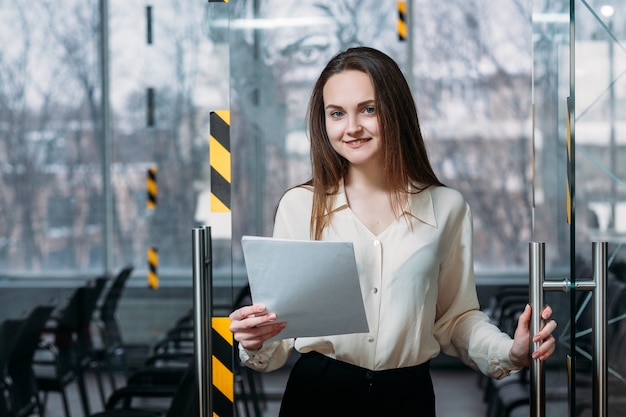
[234,320,286,351]
[531,313,557,361]
[517,304,531,327]
[229,304,267,322]
[229,304,280,328]
[533,318,557,342]
[229,303,286,351]
[521,304,557,362]
[541,304,553,320]
[532,333,556,360]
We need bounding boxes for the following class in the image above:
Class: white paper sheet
[241,236,369,342]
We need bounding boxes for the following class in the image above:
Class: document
[241,236,369,342]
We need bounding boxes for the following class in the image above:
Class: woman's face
[322,70,383,169]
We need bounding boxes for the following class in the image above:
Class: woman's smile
[323,70,382,167]
[344,137,372,146]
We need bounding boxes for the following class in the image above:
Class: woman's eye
[363,107,375,115]
[330,111,344,118]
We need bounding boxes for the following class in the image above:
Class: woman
[229,46,556,417]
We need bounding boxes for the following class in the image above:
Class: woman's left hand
[509,304,557,368]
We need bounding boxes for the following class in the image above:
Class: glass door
[532,0,626,416]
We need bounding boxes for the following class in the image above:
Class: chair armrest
[143,352,192,367]
[126,367,187,387]
[104,385,178,410]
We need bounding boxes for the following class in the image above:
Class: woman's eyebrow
[324,99,375,110]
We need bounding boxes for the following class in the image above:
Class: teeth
[346,139,369,145]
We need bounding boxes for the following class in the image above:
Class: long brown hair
[302,46,443,239]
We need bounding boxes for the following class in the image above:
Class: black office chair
[90,360,197,417]
[5,305,57,417]
[34,277,108,417]
[92,266,134,404]
[1,319,16,416]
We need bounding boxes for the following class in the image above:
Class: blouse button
[367,336,374,342]
[372,287,378,294]
[373,240,380,247]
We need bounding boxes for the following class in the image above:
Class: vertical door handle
[529,241,546,417]
[529,241,607,417]
[193,226,214,417]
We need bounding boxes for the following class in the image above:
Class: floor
[40,364,488,417]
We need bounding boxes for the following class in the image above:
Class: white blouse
[240,183,520,379]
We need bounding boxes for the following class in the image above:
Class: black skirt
[279,351,436,417]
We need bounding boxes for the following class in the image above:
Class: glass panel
[573,1,626,415]
[534,0,626,415]
[0,0,233,346]
[0,0,227,279]
[228,0,402,276]
[532,0,572,414]
[108,0,228,277]
[229,0,536,275]
[0,1,104,273]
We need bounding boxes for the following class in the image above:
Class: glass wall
[531,0,626,414]
[0,0,539,284]
[0,0,227,279]
[229,0,535,275]
[573,1,626,415]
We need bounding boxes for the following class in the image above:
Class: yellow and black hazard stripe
[146,166,157,209]
[147,247,159,289]
[210,110,231,213]
[566,98,572,225]
[211,317,234,417]
[397,2,407,41]
[208,0,228,3]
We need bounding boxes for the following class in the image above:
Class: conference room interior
[1,0,625,416]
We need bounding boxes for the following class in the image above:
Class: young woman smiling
[229,46,557,417]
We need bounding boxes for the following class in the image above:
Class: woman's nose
[346,116,362,135]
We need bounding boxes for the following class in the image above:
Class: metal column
[193,226,213,417]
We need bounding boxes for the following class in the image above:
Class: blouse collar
[331,180,438,228]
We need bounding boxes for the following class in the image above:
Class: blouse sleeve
[432,202,522,379]
[239,339,295,372]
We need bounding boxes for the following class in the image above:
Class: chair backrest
[56,277,108,331]
[99,266,133,346]
[165,363,198,417]
[0,320,16,416]
[9,305,56,364]
[50,278,108,368]
[7,305,56,416]
[100,266,133,322]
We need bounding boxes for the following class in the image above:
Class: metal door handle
[529,241,607,417]
[193,226,214,417]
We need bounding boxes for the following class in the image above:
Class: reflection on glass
[230,0,536,273]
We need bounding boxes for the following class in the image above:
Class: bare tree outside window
[5,0,612,277]
[0,0,224,275]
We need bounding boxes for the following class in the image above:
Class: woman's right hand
[229,304,286,351]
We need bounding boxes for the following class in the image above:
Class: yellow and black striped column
[147,247,159,289]
[210,111,230,213]
[146,166,158,288]
[211,317,234,417]
[147,166,157,209]
[566,98,572,225]
[397,1,407,41]
[209,110,232,239]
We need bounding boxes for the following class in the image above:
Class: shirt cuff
[489,338,523,379]
[239,341,281,371]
